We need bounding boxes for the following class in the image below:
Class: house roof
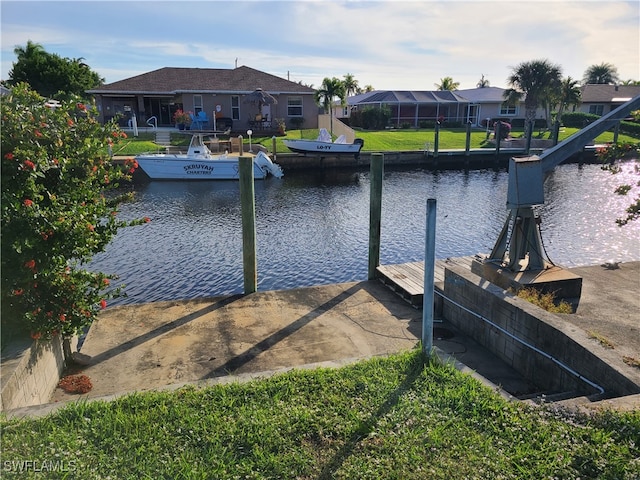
[454,86,507,103]
[87,66,315,95]
[580,84,640,103]
[349,89,468,105]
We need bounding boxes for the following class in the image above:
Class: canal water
[92,162,639,305]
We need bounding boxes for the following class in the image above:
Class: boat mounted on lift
[135,133,283,180]
[283,129,364,158]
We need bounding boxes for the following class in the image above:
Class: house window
[500,103,517,116]
[288,97,303,117]
[193,95,203,114]
[589,104,604,116]
[231,96,240,120]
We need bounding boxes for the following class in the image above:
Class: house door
[144,98,174,126]
[467,104,480,125]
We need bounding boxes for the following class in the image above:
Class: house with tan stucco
[87,66,318,133]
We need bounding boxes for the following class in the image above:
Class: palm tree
[620,79,640,86]
[583,63,620,85]
[342,73,360,97]
[476,74,490,88]
[363,85,374,93]
[504,59,562,139]
[553,76,582,122]
[314,77,346,136]
[435,77,460,91]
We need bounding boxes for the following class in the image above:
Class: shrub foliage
[1,84,147,340]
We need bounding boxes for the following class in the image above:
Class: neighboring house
[343,90,470,127]
[342,87,539,128]
[86,66,317,131]
[455,87,535,127]
[578,84,640,116]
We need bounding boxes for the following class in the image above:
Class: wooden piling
[465,121,472,156]
[239,156,257,293]
[368,153,384,280]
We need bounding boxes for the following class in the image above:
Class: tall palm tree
[583,63,620,85]
[314,77,346,136]
[476,74,490,88]
[435,77,460,91]
[342,73,360,97]
[504,59,562,138]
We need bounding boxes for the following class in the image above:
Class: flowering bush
[1,83,149,340]
[173,109,192,125]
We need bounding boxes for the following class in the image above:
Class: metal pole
[239,156,257,293]
[368,153,384,280]
[434,122,440,157]
[422,198,437,355]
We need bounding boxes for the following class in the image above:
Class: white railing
[146,116,158,130]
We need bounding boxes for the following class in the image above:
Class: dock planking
[376,256,476,306]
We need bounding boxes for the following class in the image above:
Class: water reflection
[92,163,639,305]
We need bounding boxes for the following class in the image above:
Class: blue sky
[1,0,638,90]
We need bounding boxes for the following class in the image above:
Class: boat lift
[487,95,640,272]
[471,95,640,302]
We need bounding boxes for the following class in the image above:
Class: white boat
[135,134,283,180]
[283,129,364,158]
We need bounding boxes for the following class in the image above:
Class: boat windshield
[189,134,206,149]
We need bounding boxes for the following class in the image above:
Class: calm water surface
[92,163,639,305]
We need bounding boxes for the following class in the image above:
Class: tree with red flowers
[1,83,148,342]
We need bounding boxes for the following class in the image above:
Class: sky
[1,0,639,91]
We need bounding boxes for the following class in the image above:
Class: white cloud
[1,0,638,89]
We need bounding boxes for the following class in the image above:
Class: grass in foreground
[2,350,639,479]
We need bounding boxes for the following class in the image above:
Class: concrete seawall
[271,148,599,172]
[3,260,638,418]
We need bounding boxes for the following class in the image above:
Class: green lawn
[1,350,638,479]
[114,127,639,157]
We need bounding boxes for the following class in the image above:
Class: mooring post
[422,198,437,355]
[272,135,277,161]
[433,122,440,157]
[239,156,257,294]
[552,121,560,146]
[465,121,472,156]
[238,135,244,156]
[368,153,384,280]
[525,121,533,154]
[495,121,501,158]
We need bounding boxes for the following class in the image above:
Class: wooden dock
[376,256,476,306]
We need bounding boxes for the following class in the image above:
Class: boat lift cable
[515,211,557,267]
[433,289,605,395]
